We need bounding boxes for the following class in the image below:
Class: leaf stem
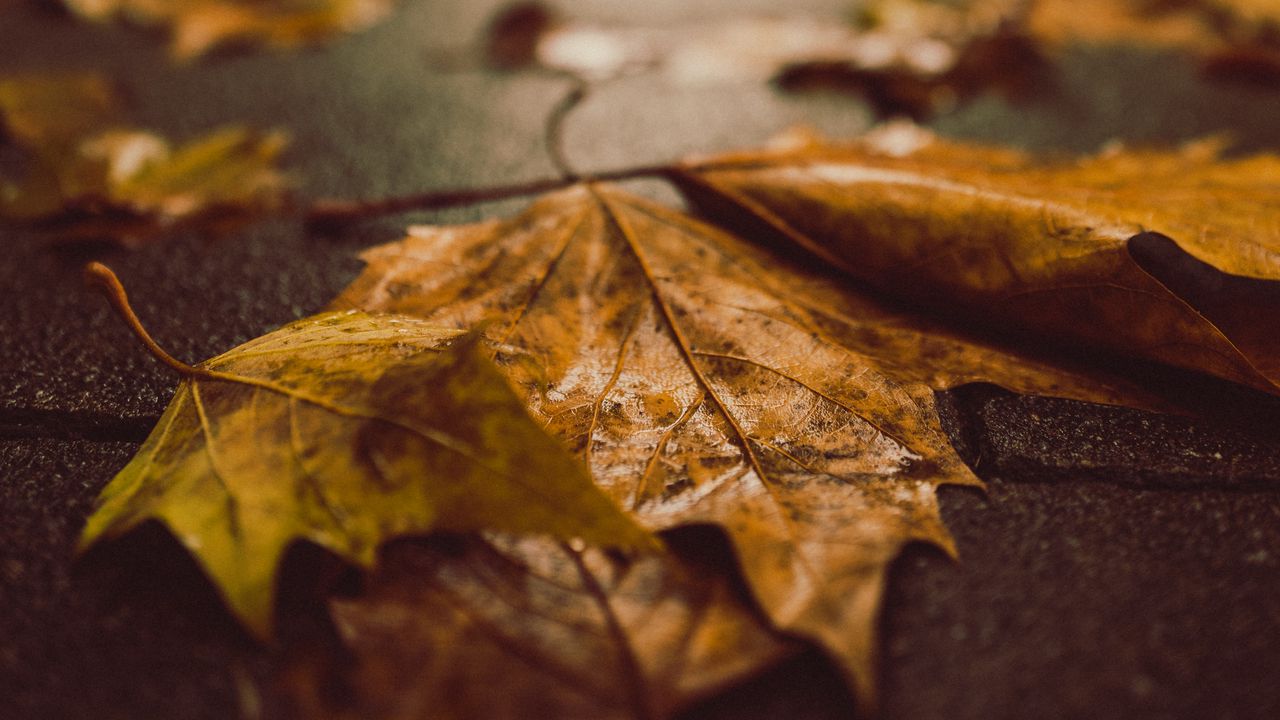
[305,163,677,231]
[84,262,204,378]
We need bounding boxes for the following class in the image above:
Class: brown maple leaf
[0,74,118,150]
[333,183,1155,705]
[0,75,288,247]
[1026,0,1280,84]
[481,0,1049,119]
[672,124,1280,396]
[61,0,396,60]
[287,534,796,720]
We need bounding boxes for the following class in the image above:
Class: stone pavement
[2,2,1278,718]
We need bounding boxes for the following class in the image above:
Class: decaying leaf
[0,75,288,246]
[673,124,1280,396]
[774,0,1051,119]
[482,0,1048,119]
[0,75,119,212]
[1028,0,1280,50]
[4,126,289,244]
[290,534,796,720]
[61,0,396,60]
[1026,0,1280,83]
[0,74,118,150]
[79,289,654,637]
[333,183,1156,703]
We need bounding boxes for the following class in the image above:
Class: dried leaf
[79,309,654,637]
[0,74,118,221]
[0,74,118,150]
[775,0,1050,118]
[482,1,1048,118]
[97,127,287,214]
[673,124,1280,396]
[1023,0,1280,84]
[61,0,396,60]
[333,184,1154,703]
[290,534,795,720]
[1027,0,1280,50]
[0,75,288,246]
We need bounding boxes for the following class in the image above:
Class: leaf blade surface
[334,183,1156,700]
[81,310,653,636]
[675,128,1280,394]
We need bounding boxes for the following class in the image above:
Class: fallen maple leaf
[79,263,653,637]
[333,183,1156,704]
[774,0,1050,119]
[98,127,286,215]
[0,75,119,216]
[61,0,396,60]
[482,0,1048,119]
[1028,0,1280,50]
[0,74,118,149]
[0,75,288,247]
[1025,0,1280,84]
[289,534,796,720]
[672,124,1280,396]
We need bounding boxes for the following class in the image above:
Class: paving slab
[883,389,1280,720]
[3,2,1280,719]
[0,439,262,720]
[885,480,1280,720]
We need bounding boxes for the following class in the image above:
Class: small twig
[545,74,590,181]
[305,163,678,231]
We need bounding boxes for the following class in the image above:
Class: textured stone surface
[0,439,262,720]
[3,1,1280,718]
[885,481,1280,720]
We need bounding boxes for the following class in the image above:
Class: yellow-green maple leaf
[79,271,653,637]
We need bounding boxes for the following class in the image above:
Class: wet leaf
[1025,0,1280,84]
[79,309,654,637]
[61,0,396,60]
[288,534,795,720]
[775,0,1050,119]
[673,123,1280,396]
[0,74,119,220]
[333,184,1154,703]
[0,74,118,150]
[481,0,1049,119]
[1027,0,1280,50]
[0,75,288,246]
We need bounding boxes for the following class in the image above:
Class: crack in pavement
[3,402,1279,492]
[0,407,156,443]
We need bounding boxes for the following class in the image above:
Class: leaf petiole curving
[83,262,211,380]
